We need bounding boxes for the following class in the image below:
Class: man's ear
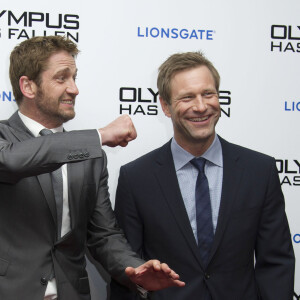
[159,96,171,117]
[19,76,37,99]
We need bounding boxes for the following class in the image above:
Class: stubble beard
[36,89,76,125]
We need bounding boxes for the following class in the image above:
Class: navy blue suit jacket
[110,137,295,300]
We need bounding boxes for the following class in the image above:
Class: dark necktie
[190,157,214,266]
[40,129,63,238]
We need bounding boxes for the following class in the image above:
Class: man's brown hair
[9,35,79,105]
[157,51,220,104]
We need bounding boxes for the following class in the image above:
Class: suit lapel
[7,111,57,227]
[37,173,57,227]
[208,137,245,264]
[7,111,34,140]
[154,141,205,268]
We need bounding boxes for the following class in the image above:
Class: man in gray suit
[0,36,184,300]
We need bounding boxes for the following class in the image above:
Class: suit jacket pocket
[78,276,90,294]
[0,257,9,276]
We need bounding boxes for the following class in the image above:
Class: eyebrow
[174,88,218,100]
[203,88,218,93]
[54,67,78,77]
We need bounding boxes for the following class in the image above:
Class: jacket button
[40,277,47,285]
[205,273,210,279]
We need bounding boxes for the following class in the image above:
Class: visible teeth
[61,100,73,104]
[189,116,208,121]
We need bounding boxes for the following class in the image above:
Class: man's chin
[59,112,76,123]
[191,131,215,144]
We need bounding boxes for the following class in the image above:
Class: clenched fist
[99,115,137,147]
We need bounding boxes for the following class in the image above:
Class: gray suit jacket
[0,111,143,300]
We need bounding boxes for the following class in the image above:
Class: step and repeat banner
[1,1,299,299]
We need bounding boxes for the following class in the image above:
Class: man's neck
[174,135,216,157]
[19,107,63,129]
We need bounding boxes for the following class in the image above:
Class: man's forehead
[170,66,216,90]
[46,51,77,70]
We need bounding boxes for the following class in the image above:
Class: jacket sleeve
[109,165,145,299]
[0,125,102,183]
[254,158,295,300]
[86,155,145,292]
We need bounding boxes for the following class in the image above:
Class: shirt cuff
[136,284,149,299]
[96,129,102,146]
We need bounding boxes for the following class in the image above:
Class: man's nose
[192,95,207,112]
[66,79,79,95]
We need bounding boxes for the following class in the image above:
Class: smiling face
[160,65,220,156]
[31,50,79,128]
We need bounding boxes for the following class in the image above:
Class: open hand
[125,260,185,291]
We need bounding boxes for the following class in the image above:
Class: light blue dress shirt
[171,134,223,243]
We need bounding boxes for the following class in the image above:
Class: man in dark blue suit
[110,51,295,299]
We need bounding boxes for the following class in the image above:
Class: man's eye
[181,96,192,100]
[57,76,65,82]
[203,92,217,98]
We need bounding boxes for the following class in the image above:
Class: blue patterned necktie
[190,157,214,266]
[40,129,63,238]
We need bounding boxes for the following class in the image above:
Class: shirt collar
[18,111,63,137]
[171,134,223,171]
